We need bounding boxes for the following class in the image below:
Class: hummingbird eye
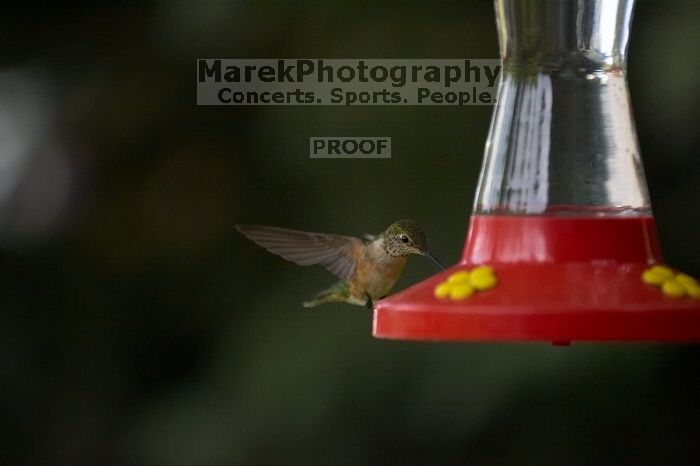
[399,234,410,244]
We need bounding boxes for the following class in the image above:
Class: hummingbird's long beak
[422,250,446,270]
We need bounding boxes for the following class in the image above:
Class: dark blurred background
[1,1,699,465]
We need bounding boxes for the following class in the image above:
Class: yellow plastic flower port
[447,271,471,284]
[434,282,452,299]
[469,265,498,291]
[434,266,498,301]
[641,265,674,285]
[641,265,700,299]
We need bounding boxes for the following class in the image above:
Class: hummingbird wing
[236,225,363,280]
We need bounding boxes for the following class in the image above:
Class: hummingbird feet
[364,293,374,311]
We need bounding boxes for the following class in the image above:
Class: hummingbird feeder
[373,0,700,343]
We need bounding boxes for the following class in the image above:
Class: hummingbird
[236,219,444,309]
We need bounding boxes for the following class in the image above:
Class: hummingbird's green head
[381,219,445,269]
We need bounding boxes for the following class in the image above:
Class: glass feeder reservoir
[373,0,700,343]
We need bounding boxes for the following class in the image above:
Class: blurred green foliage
[0,1,699,465]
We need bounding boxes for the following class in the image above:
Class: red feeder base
[373,215,700,343]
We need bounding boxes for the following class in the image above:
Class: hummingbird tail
[302,282,351,308]
[302,297,327,308]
